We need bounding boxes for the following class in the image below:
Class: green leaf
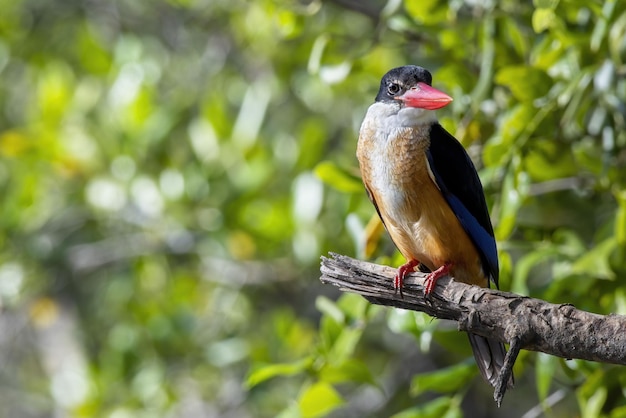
[495,157,527,241]
[319,358,377,386]
[524,139,578,182]
[314,161,363,193]
[615,190,626,246]
[577,369,608,418]
[391,396,461,418]
[387,308,420,337]
[571,238,616,280]
[498,250,513,290]
[502,17,529,58]
[335,292,369,321]
[495,66,552,102]
[410,362,475,396]
[329,326,364,363]
[511,246,559,295]
[315,295,345,324]
[482,137,512,167]
[533,0,559,8]
[610,405,626,418]
[590,0,617,52]
[317,295,367,362]
[532,8,556,33]
[535,353,556,401]
[582,387,608,418]
[298,382,344,418]
[319,315,343,353]
[498,104,536,149]
[404,0,441,24]
[276,403,301,418]
[246,357,313,388]
[387,309,435,342]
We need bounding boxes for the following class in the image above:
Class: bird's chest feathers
[362,126,435,213]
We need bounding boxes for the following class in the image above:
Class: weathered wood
[320,252,626,405]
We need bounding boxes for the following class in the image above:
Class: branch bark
[320,253,626,404]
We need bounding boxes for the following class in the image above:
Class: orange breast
[384,178,486,287]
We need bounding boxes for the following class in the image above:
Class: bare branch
[320,253,626,405]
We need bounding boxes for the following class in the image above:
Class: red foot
[394,259,419,297]
[424,263,452,295]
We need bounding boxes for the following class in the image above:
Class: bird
[356,65,510,387]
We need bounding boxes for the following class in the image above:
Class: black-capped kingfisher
[357,65,510,387]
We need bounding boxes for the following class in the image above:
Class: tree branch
[319,253,626,404]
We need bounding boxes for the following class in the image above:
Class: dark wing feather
[426,123,499,287]
[426,124,513,388]
[363,184,385,228]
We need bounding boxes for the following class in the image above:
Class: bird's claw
[423,263,452,295]
[394,259,419,298]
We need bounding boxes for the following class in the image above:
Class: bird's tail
[467,333,514,388]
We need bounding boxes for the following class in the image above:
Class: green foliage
[1,0,626,417]
[410,362,476,396]
[391,396,462,418]
[246,357,314,389]
[298,381,345,418]
[314,161,363,193]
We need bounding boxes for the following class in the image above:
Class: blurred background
[1,0,626,417]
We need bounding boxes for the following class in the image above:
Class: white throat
[363,102,438,136]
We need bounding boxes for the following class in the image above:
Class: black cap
[375,65,433,102]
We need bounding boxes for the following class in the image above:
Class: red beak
[396,82,453,110]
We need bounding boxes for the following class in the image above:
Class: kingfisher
[357,65,509,387]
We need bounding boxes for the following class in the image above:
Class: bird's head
[375,65,453,111]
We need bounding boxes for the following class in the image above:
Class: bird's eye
[387,83,401,95]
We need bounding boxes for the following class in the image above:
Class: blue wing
[426,124,499,287]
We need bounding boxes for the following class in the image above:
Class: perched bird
[357,65,509,387]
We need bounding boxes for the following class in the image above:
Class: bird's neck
[363,102,438,134]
